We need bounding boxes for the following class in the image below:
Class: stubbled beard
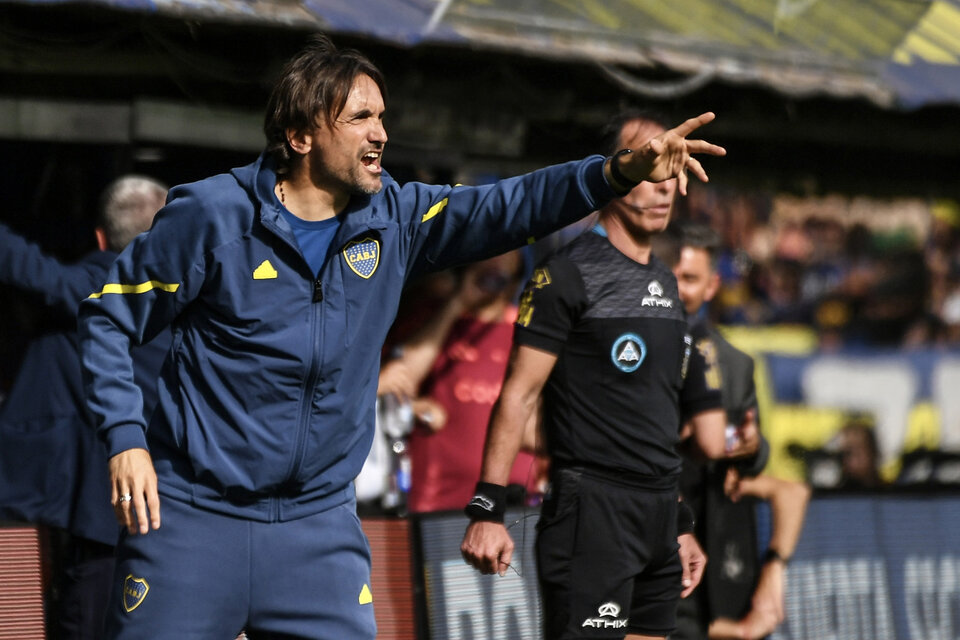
[341,163,382,197]
[351,181,383,196]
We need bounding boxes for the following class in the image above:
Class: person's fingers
[497,539,515,577]
[692,554,706,585]
[681,556,702,598]
[480,547,499,575]
[111,484,124,526]
[678,167,689,196]
[462,525,502,575]
[686,156,708,183]
[671,112,716,138]
[132,490,150,535]
[647,137,665,156]
[147,481,162,531]
[686,139,727,157]
[724,467,742,501]
[116,485,135,532]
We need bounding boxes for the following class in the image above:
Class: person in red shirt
[378,250,542,512]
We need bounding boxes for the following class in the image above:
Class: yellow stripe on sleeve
[88,280,181,299]
[421,197,449,223]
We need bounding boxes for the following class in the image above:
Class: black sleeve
[513,256,586,355]
[711,335,770,476]
[680,325,723,421]
[731,356,770,476]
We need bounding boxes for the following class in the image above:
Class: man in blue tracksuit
[78,34,725,638]
[0,175,168,639]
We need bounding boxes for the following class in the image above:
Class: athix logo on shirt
[641,279,673,308]
[611,333,646,373]
[343,238,380,279]
[582,601,628,629]
[122,574,149,613]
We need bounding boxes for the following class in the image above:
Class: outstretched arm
[0,222,110,316]
[460,344,557,577]
[407,113,724,277]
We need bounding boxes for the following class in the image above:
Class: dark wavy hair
[263,34,387,175]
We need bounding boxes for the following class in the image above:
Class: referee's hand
[461,521,514,577]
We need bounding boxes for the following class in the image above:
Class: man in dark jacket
[666,222,809,640]
[78,35,725,639]
[0,175,168,639]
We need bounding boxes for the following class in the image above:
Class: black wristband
[763,548,790,566]
[464,481,507,523]
[677,500,696,535]
[608,148,641,192]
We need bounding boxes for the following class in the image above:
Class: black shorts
[536,468,682,639]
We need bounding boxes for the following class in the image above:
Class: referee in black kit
[461,110,758,640]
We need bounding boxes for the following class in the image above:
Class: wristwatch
[608,148,641,192]
[763,548,790,566]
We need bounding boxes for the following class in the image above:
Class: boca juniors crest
[123,574,150,612]
[343,237,380,279]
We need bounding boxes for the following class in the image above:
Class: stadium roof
[3,0,959,109]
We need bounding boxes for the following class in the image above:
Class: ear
[704,271,721,303]
[95,228,109,252]
[285,128,313,156]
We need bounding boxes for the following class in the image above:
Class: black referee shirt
[515,226,722,482]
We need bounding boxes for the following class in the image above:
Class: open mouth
[362,151,382,174]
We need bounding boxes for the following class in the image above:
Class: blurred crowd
[356,178,960,510]
[674,185,960,349]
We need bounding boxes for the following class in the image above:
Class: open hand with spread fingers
[606,112,726,196]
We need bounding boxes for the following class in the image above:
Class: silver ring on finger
[118,493,133,503]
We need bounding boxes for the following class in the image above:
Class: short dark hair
[680,222,722,270]
[655,221,722,270]
[263,34,387,175]
[600,108,672,156]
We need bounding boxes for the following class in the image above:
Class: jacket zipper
[260,204,342,514]
[272,214,380,508]
[283,270,325,492]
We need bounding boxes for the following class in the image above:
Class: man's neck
[598,215,654,265]
[276,169,348,222]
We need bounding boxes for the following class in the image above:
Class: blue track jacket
[78,152,616,521]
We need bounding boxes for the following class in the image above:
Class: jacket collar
[250,152,389,248]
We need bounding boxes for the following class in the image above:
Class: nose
[372,118,388,145]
